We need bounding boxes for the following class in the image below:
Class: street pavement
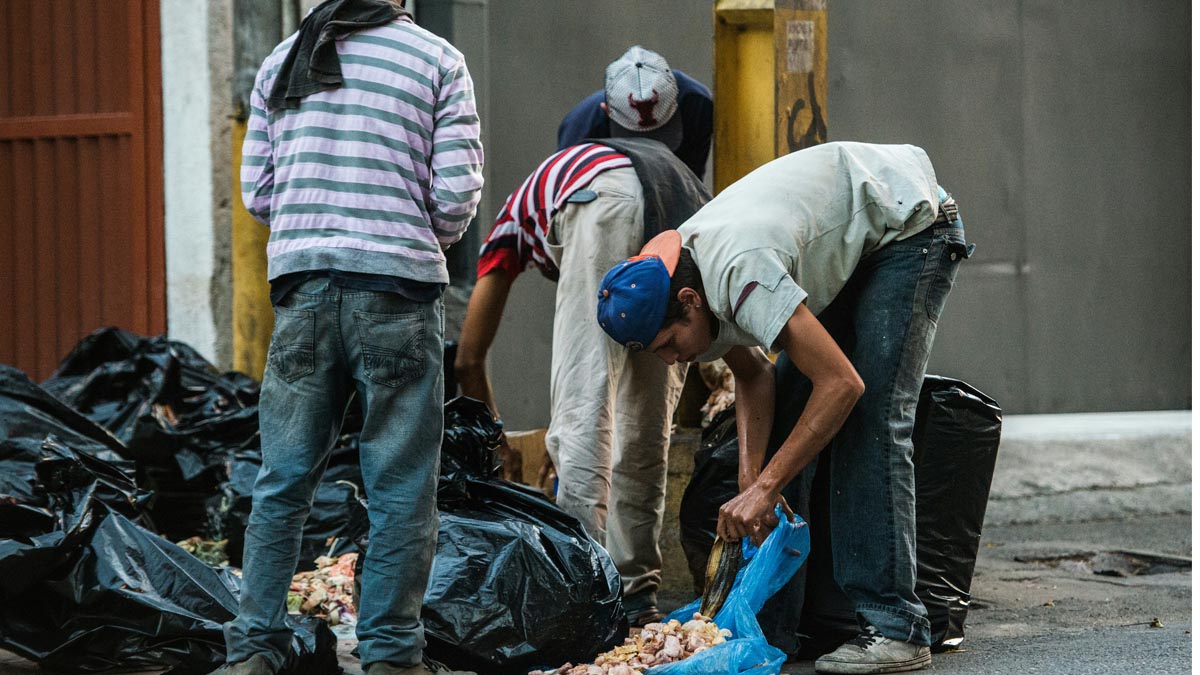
[0,412,1191,674]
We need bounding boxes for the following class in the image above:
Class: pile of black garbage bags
[0,328,623,674]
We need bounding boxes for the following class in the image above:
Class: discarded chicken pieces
[529,613,732,674]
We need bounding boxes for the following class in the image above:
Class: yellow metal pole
[231,119,273,379]
[713,0,775,194]
[712,0,827,192]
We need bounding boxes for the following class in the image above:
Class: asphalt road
[782,514,1193,674]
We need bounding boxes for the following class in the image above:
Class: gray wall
[475,2,715,428]
[457,1,1190,428]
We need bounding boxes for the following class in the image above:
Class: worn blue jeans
[760,217,970,648]
[224,277,444,670]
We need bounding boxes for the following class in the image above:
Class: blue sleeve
[557,90,609,150]
[672,70,714,180]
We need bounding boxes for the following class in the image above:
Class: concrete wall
[161,0,235,368]
[473,1,1189,427]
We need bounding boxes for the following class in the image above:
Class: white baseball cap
[604,46,683,151]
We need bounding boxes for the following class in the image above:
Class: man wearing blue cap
[597,142,972,673]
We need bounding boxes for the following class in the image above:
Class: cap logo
[628,90,660,127]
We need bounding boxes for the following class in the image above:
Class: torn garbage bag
[354,397,625,674]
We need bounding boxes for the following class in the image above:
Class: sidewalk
[984,410,1191,526]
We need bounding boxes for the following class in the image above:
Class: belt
[933,195,960,225]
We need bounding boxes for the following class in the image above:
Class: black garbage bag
[0,382,341,675]
[678,376,1002,652]
[0,504,340,674]
[678,406,739,596]
[42,327,261,540]
[0,363,135,471]
[353,397,625,674]
[0,364,154,592]
[912,376,1002,649]
[211,439,365,570]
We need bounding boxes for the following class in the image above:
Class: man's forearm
[456,358,498,417]
[734,366,774,490]
[755,376,861,493]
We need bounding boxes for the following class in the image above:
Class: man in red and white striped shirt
[457,54,709,624]
[458,139,697,627]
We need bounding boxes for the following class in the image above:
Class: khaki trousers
[544,167,688,599]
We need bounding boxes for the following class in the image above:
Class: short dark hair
[660,246,705,329]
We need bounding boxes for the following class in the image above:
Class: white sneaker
[814,626,932,674]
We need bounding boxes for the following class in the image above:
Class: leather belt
[933,195,960,225]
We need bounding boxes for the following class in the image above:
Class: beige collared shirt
[678,142,940,361]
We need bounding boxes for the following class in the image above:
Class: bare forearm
[734,365,774,490]
[754,376,861,492]
[454,270,513,419]
[455,358,499,416]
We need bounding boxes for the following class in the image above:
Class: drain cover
[1016,550,1191,577]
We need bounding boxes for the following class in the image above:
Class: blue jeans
[224,277,444,670]
[760,219,970,648]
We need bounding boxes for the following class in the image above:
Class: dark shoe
[814,626,931,674]
[208,653,277,675]
[365,658,476,675]
[623,589,665,627]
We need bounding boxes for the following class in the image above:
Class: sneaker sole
[814,651,932,674]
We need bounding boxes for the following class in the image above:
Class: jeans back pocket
[354,309,427,388]
[268,306,316,382]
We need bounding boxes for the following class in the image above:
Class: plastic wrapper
[354,397,625,673]
[645,507,810,675]
[678,376,1002,652]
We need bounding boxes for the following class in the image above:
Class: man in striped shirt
[221,2,482,674]
[456,55,709,626]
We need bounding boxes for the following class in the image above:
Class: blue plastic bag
[646,506,810,675]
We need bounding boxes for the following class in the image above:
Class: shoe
[814,626,931,674]
[208,654,277,675]
[623,589,665,627]
[365,657,476,675]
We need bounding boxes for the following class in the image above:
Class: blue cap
[596,231,682,351]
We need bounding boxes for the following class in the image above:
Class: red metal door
[0,0,164,380]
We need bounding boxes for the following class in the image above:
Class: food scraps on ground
[176,537,229,567]
[287,552,358,626]
[529,613,732,674]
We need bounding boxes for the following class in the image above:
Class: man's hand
[717,483,793,546]
[496,433,523,482]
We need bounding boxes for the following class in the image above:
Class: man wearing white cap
[558,45,713,180]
